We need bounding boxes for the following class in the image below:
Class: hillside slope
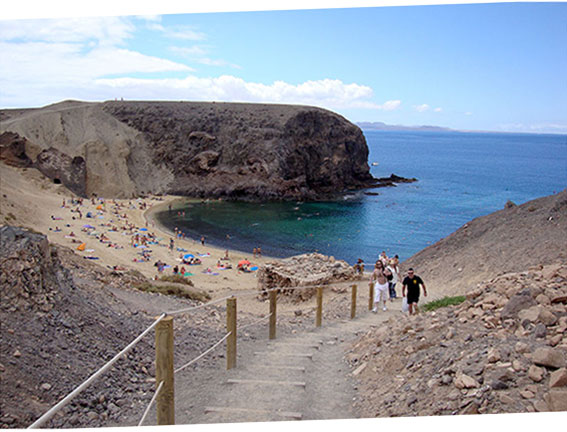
[0,100,387,200]
[401,190,567,298]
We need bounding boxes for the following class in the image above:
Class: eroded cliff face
[102,101,376,200]
[1,100,379,200]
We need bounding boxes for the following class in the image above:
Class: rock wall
[257,253,356,301]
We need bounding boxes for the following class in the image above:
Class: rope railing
[28,313,167,429]
[137,380,164,427]
[238,313,273,332]
[28,274,368,428]
[174,332,232,375]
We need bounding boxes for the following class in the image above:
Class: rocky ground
[347,262,567,417]
[0,226,329,429]
[402,189,567,300]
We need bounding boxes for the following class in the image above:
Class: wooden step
[204,406,302,420]
[227,378,306,388]
[254,351,313,359]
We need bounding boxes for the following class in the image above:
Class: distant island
[357,121,453,132]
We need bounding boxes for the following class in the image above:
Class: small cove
[155,130,567,264]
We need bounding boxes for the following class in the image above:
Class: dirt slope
[401,190,567,299]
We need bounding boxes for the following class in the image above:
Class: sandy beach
[1,163,356,317]
[0,164,271,300]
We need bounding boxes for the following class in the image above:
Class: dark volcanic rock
[35,147,87,196]
[0,226,62,312]
[0,132,33,167]
[101,101,378,200]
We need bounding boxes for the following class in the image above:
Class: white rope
[166,294,235,316]
[28,313,167,429]
[137,380,164,427]
[239,313,273,331]
[174,332,232,375]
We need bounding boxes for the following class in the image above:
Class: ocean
[155,131,567,265]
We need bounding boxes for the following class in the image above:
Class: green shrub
[133,281,210,302]
[422,295,466,312]
[159,274,194,286]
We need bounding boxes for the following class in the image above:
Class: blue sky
[1,1,566,133]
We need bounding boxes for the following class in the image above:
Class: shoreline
[0,165,271,302]
[145,196,281,261]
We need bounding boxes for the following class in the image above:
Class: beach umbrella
[183,254,195,259]
[82,224,94,228]
[77,243,86,251]
[238,259,251,266]
[139,228,148,231]
[96,204,103,210]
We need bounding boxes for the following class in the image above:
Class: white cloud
[0,17,135,46]
[169,45,209,56]
[380,100,401,111]
[169,45,241,69]
[93,75,384,110]
[0,15,389,113]
[415,103,430,112]
[146,23,207,41]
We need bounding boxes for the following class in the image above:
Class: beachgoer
[386,258,400,301]
[253,247,257,258]
[257,247,262,257]
[201,236,205,246]
[354,258,364,274]
[371,261,392,312]
[169,238,174,251]
[402,268,427,315]
[378,251,389,266]
[173,265,179,275]
[223,250,229,260]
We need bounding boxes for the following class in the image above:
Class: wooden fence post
[269,290,277,340]
[316,287,323,327]
[351,284,357,319]
[227,297,237,370]
[155,315,174,425]
[368,282,374,311]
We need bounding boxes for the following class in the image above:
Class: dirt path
[143,306,396,425]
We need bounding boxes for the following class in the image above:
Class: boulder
[532,347,566,369]
[501,293,537,320]
[539,309,558,326]
[544,389,567,411]
[528,365,545,382]
[518,306,541,323]
[549,368,567,388]
[454,372,479,389]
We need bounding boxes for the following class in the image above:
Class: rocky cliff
[0,100,398,200]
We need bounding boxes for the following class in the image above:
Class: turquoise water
[155,131,567,264]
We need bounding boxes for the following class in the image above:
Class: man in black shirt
[402,268,427,315]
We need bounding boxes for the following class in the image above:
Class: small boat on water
[371,162,379,166]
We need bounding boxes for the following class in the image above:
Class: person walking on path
[402,268,427,315]
[371,261,392,312]
[386,258,400,301]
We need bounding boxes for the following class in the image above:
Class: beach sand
[1,164,355,316]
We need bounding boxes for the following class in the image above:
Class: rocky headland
[0,100,414,201]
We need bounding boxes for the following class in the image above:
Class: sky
[1,1,566,134]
